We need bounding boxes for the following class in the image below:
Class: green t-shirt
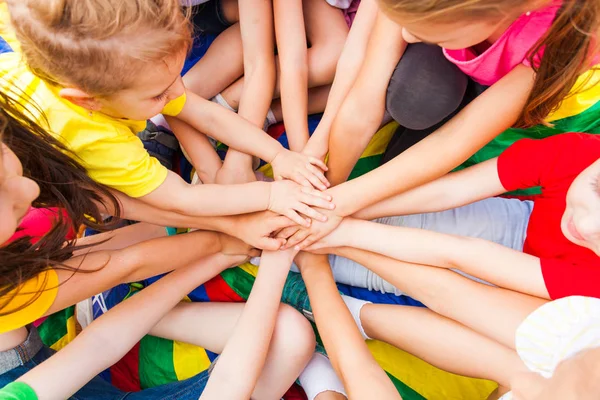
[0,382,37,400]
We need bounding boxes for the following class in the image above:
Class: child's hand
[218,233,261,259]
[229,211,296,251]
[282,207,344,250]
[271,149,330,191]
[268,181,335,227]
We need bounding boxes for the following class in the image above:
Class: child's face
[0,143,40,244]
[562,159,600,256]
[396,17,510,49]
[97,51,187,121]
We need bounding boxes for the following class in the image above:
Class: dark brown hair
[378,0,600,128]
[0,88,121,315]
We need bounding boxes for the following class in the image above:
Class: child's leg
[183,23,244,100]
[148,302,315,400]
[217,2,347,110]
[270,85,332,125]
[336,247,547,349]
[360,304,527,387]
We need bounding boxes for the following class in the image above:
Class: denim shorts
[0,327,210,400]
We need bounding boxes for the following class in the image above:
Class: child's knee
[274,304,316,361]
[386,43,468,130]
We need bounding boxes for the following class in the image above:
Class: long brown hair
[0,88,121,315]
[378,0,600,128]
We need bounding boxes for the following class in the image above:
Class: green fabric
[457,101,600,196]
[139,335,178,389]
[387,373,426,400]
[37,306,74,347]
[0,382,38,400]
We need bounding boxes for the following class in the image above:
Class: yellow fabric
[162,93,187,117]
[49,314,77,351]
[546,65,600,122]
[0,270,59,334]
[0,3,20,53]
[0,9,189,197]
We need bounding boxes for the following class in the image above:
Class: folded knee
[273,304,316,362]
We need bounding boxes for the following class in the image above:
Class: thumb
[258,237,286,251]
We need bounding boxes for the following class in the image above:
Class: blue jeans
[0,334,210,400]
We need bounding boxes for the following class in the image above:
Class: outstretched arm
[218,0,276,182]
[353,157,504,220]
[200,249,298,400]
[314,218,549,299]
[303,0,380,160]
[47,230,255,316]
[16,252,241,400]
[178,92,329,190]
[295,252,401,400]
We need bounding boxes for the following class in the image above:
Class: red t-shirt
[498,133,600,299]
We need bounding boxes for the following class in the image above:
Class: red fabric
[283,384,308,400]
[204,275,244,302]
[110,342,143,392]
[9,207,75,244]
[497,133,600,299]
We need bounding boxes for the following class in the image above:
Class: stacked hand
[268,180,335,227]
[270,149,330,191]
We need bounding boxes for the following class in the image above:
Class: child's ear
[59,88,102,111]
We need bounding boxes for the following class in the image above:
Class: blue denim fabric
[0,346,210,400]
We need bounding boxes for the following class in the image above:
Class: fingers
[295,234,320,250]
[308,156,328,172]
[257,236,286,251]
[268,215,297,232]
[276,225,301,239]
[292,172,313,189]
[299,189,335,210]
[301,164,328,191]
[286,209,311,227]
[295,203,327,222]
[248,248,262,258]
[283,229,311,250]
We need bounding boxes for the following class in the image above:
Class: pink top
[443,1,561,86]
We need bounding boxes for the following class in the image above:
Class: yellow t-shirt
[0,5,187,197]
[0,270,58,334]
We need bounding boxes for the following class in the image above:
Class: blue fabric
[0,346,210,400]
[0,37,12,54]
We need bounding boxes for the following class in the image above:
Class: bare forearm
[301,262,398,399]
[201,251,292,400]
[354,158,504,220]
[180,94,283,163]
[331,66,534,217]
[21,253,232,400]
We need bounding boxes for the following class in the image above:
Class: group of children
[0,0,600,398]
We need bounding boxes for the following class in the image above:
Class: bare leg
[336,247,547,349]
[149,302,315,400]
[361,304,527,388]
[219,1,347,109]
[183,23,244,100]
[270,85,332,123]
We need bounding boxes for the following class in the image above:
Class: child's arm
[303,0,379,160]
[177,92,330,190]
[217,0,276,182]
[139,171,333,227]
[313,218,550,299]
[164,116,222,184]
[295,253,401,400]
[111,192,294,250]
[353,158,504,220]
[273,0,309,152]
[325,10,406,185]
[17,252,241,400]
[200,249,297,400]
[293,65,536,248]
[46,230,255,316]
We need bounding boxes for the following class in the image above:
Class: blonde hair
[6,0,193,96]
[378,0,600,128]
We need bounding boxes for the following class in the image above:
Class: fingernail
[329,204,335,209]
[294,245,301,251]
